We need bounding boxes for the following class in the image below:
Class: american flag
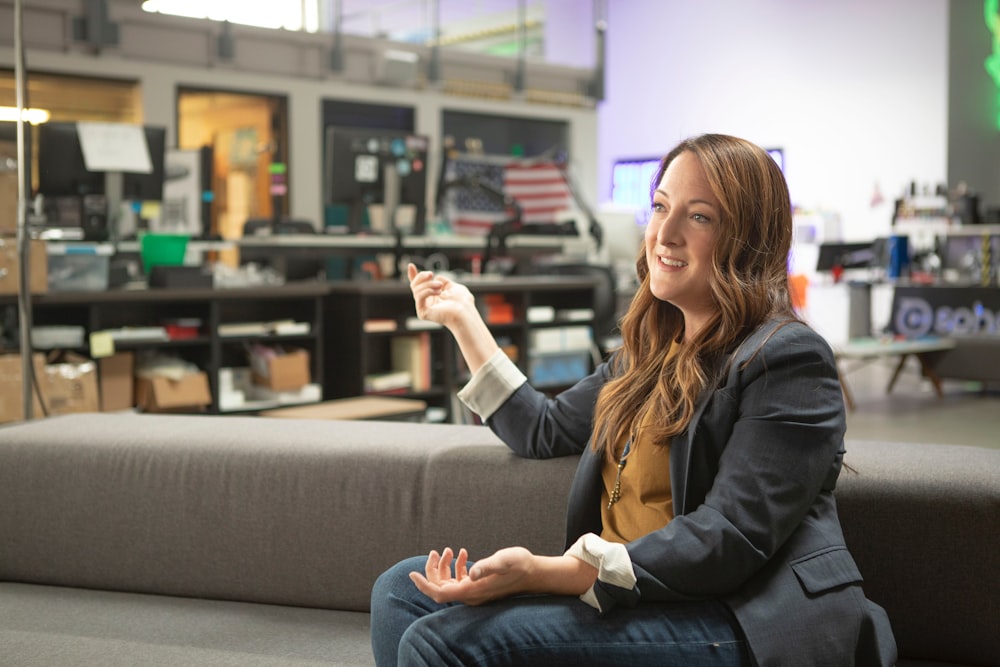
[444,154,572,236]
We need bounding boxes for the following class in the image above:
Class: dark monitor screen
[815,242,876,272]
[940,235,984,272]
[0,120,18,142]
[36,121,104,197]
[323,125,428,234]
[37,122,166,201]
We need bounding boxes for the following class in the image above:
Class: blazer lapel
[670,318,789,515]
[670,351,732,516]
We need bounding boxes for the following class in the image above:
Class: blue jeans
[370,556,751,667]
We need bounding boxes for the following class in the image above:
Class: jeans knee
[398,616,463,667]
[372,556,426,607]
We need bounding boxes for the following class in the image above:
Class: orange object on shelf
[789,273,808,311]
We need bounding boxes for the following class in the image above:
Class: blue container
[887,234,910,279]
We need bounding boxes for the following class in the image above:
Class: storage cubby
[324,275,598,422]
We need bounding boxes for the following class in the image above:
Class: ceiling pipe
[330,0,344,71]
[589,0,606,101]
[513,0,526,93]
[427,0,441,84]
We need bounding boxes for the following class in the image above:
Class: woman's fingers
[424,549,442,583]
[417,547,468,586]
[455,548,469,581]
[437,547,454,581]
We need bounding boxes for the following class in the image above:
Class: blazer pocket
[790,546,864,595]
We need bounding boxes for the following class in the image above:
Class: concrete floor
[841,356,998,450]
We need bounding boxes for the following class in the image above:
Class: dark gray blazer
[485,318,897,666]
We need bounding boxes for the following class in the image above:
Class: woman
[371,134,897,666]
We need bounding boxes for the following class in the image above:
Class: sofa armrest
[838,440,1000,664]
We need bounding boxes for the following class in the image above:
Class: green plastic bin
[140,234,189,273]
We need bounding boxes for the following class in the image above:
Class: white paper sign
[76,122,152,174]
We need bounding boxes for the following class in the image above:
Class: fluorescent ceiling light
[0,107,51,124]
[141,0,314,32]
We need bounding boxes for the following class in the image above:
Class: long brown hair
[591,134,797,460]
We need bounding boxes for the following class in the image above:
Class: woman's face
[644,150,721,338]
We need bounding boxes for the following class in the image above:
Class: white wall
[597,0,950,243]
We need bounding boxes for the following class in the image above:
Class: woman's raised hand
[407,263,476,328]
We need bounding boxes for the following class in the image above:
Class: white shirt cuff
[456,349,527,420]
[564,533,637,611]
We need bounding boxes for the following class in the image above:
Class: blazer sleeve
[595,324,847,610]
[485,358,614,460]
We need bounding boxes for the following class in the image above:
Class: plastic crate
[46,243,112,292]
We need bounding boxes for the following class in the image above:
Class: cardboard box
[0,173,16,235]
[1,139,16,234]
[0,352,100,423]
[40,352,100,415]
[135,371,212,412]
[0,353,44,423]
[249,347,310,392]
[0,237,47,295]
[99,351,135,412]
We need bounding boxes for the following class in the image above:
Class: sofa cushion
[0,582,374,666]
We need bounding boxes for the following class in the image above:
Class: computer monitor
[611,156,661,209]
[37,122,167,241]
[815,242,876,272]
[37,122,166,201]
[765,147,785,173]
[36,121,104,197]
[323,125,429,234]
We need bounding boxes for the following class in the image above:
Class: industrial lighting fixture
[0,106,50,123]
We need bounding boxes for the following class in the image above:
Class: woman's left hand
[409,546,539,606]
[409,546,598,606]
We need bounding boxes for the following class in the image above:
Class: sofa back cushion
[0,413,577,612]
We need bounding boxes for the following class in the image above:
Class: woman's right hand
[407,263,477,328]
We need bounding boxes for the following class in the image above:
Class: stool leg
[839,366,856,411]
[916,353,946,398]
[887,354,908,395]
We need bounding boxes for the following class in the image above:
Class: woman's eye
[651,202,666,213]
[692,213,712,223]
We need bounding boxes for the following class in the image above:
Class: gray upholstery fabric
[0,413,574,612]
[1,413,998,666]
[0,582,373,666]
[838,441,1000,666]
[931,338,1000,383]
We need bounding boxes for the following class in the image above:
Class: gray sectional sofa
[0,412,997,666]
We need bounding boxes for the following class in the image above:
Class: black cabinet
[1,283,327,413]
[324,275,598,422]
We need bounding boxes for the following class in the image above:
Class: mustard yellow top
[599,343,679,544]
[599,406,674,543]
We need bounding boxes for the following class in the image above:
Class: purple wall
[595,0,949,243]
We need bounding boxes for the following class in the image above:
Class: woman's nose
[654,213,680,246]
